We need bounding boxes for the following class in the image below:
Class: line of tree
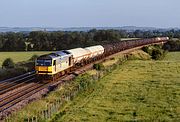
[0,29,180,51]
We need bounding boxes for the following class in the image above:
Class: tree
[1,32,26,51]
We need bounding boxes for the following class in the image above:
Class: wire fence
[4,55,128,122]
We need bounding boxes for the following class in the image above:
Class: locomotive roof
[56,50,72,58]
[37,53,59,60]
[37,50,72,60]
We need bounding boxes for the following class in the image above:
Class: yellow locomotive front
[35,55,54,75]
[35,59,53,75]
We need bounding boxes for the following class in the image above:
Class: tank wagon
[35,37,169,80]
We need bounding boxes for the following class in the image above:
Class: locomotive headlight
[48,67,52,72]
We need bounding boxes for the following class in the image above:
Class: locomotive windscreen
[36,60,52,66]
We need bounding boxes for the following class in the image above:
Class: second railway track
[0,71,36,95]
[0,74,67,113]
[0,82,49,112]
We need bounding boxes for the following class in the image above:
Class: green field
[54,52,180,121]
[0,51,53,66]
[164,52,180,61]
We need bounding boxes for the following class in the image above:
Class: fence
[4,55,128,122]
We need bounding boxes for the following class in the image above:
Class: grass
[86,69,98,75]
[164,52,180,61]
[0,51,53,66]
[53,52,180,121]
[127,50,151,60]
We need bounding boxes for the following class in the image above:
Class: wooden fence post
[48,105,51,118]
[45,110,48,119]
[31,116,34,122]
[28,117,30,122]
[35,116,38,122]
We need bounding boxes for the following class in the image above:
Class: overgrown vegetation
[126,50,151,60]
[0,58,26,80]
[0,57,29,80]
[142,45,167,60]
[93,63,105,71]
[0,68,27,81]
[2,58,15,69]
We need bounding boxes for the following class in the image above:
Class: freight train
[35,37,169,80]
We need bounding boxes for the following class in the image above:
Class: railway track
[0,82,49,112]
[0,71,35,84]
[0,71,36,95]
[0,75,67,113]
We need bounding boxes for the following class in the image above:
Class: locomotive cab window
[69,57,72,66]
[44,60,52,66]
[53,60,56,66]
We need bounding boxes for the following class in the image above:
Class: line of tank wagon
[35,37,169,78]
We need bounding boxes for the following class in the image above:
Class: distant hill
[0,26,179,33]
[0,27,63,33]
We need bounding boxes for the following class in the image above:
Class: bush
[152,49,168,60]
[142,46,149,53]
[0,67,27,80]
[93,63,105,71]
[151,49,162,60]
[142,46,152,55]
[2,58,15,69]
[142,45,167,60]
[75,73,92,89]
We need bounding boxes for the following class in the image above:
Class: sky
[0,0,179,28]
